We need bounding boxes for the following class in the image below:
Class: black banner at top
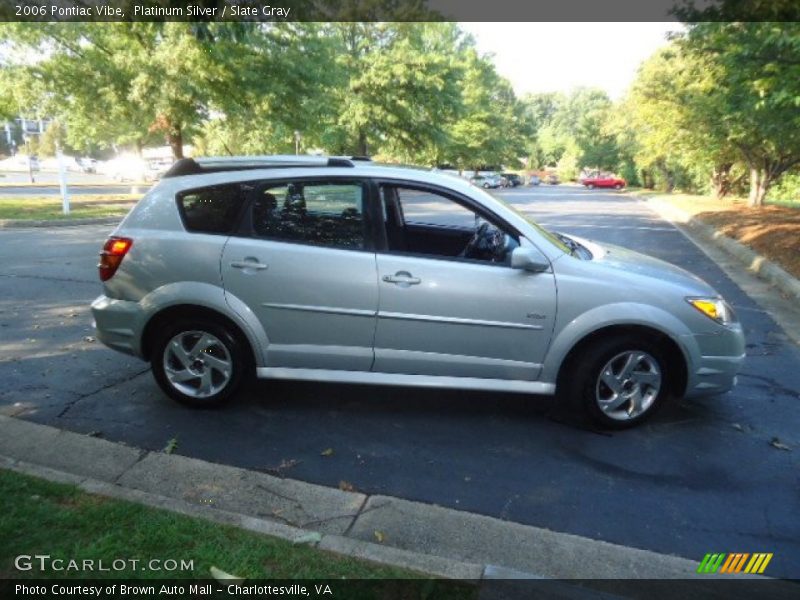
[2,0,800,23]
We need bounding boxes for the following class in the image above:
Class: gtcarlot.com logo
[697,552,773,574]
[14,555,194,573]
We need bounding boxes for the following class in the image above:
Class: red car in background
[581,173,626,190]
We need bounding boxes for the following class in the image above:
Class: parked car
[502,173,523,187]
[0,153,39,172]
[91,155,745,429]
[146,157,174,180]
[529,174,541,186]
[545,174,560,185]
[470,174,502,189]
[101,155,172,182]
[100,155,150,182]
[582,173,626,190]
[75,157,97,173]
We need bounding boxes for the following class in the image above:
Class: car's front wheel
[562,335,669,429]
[586,183,595,190]
[151,320,247,408]
[614,183,623,190]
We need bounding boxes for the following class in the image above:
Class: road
[1,185,798,577]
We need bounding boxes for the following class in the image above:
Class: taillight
[98,237,133,281]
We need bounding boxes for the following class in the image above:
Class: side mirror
[511,246,550,272]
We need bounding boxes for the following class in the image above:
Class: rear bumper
[90,295,146,359]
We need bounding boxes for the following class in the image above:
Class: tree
[439,45,530,170]
[674,10,800,205]
[625,45,736,194]
[319,22,466,159]
[2,22,298,159]
[520,92,563,168]
[525,89,620,177]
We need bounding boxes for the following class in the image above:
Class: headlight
[686,297,736,325]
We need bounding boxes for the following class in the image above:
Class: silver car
[91,156,745,428]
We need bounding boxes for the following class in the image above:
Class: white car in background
[0,154,40,172]
[101,155,172,182]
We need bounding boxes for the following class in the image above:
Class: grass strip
[0,195,138,220]
[0,469,456,585]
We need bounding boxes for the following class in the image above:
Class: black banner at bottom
[2,578,799,600]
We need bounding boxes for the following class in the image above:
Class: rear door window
[178,184,245,234]
[250,181,367,250]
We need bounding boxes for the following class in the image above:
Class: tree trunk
[167,126,184,160]
[710,163,733,200]
[356,130,368,157]
[748,166,768,207]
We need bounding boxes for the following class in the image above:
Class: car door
[221,178,379,371]
[372,183,557,381]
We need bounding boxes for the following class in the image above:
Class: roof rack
[163,155,371,178]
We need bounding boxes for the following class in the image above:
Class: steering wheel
[463,219,509,262]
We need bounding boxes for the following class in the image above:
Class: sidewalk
[0,415,723,581]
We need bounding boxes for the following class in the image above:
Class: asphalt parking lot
[1,185,798,577]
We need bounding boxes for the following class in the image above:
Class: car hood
[563,234,717,296]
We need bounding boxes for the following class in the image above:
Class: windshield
[473,187,573,255]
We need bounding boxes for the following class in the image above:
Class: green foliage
[674,17,800,204]
[439,45,528,169]
[770,169,800,205]
[2,21,531,168]
[521,89,620,173]
[37,119,68,157]
[330,22,465,159]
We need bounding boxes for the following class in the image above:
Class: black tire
[151,319,248,408]
[614,183,623,190]
[559,335,670,429]
[587,183,595,190]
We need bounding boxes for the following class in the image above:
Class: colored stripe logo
[697,553,773,574]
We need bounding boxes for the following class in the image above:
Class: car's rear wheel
[151,320,247,408]
[562,335,669,429]
[614,183,623,190]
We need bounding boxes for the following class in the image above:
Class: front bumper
[682,323,746,399]
[684,353,746,398]
[90,295,146,358]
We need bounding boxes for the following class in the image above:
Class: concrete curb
[0,216,122,229]
[0,456,481,581]
[0,415,718,580]
[643,197,800,304]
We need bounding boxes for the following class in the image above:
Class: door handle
[382,271,421,286]
[230,259,268,271]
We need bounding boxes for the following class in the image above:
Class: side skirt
[255,367,556,395]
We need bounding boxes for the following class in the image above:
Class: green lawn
[0,195,137,220]
[0,469,477,595]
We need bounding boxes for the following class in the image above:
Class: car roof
[156,161,480,196]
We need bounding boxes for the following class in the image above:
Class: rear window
[178,185,244,234]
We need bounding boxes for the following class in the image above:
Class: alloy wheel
[162,330,233,398]
[595,350,661,421]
